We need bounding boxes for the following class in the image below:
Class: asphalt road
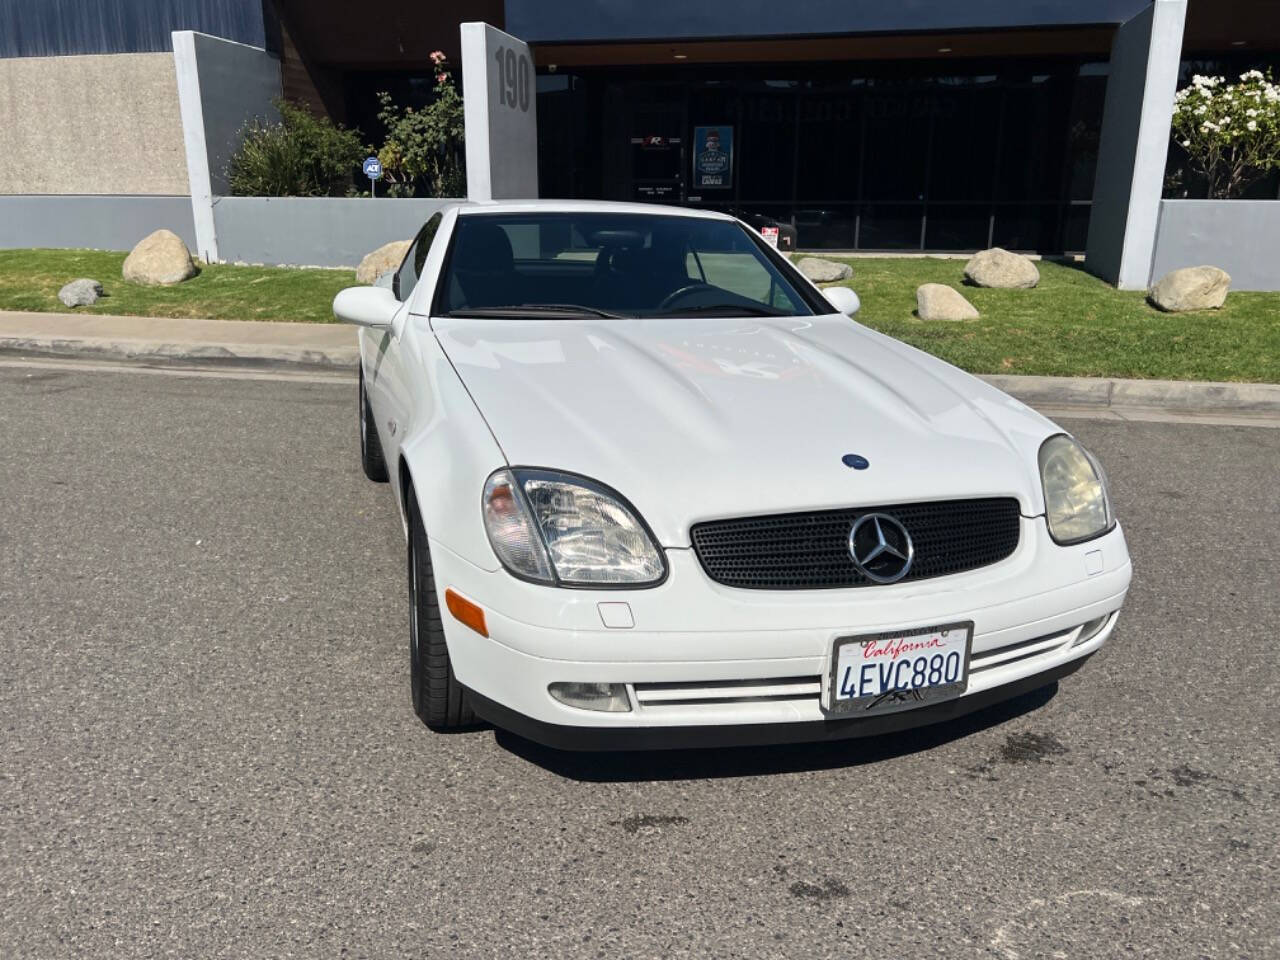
[1,360,1277,960]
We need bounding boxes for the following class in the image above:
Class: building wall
[0,53,189,195]
[0,0,272,56]
[0,195,196,251]
[1150,199,1280,290]
[212,196,459,266]
[184,33,282,195]
[506,0,1149,43]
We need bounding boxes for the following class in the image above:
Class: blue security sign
[363,156,383,180]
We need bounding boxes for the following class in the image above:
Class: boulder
[122,229,196,286]
[796,257,852,284]
[357,239,412,285]
[916,283,979,321]
[1148,266,1230,312]
[57,278,103,308]
[964,247,1039,289]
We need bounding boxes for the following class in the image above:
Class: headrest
[453,222,514,272]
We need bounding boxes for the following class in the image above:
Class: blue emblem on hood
[842,454,870,470]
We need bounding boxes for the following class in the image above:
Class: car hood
[431,313,1056,547]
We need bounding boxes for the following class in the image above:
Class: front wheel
[359,367,389,483]
[407,490,476,729]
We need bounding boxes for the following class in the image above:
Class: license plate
[823,621,972,717]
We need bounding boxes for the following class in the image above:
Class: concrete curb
[979,374,1280,414]
[0,334,359,371]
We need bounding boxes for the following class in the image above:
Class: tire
[407,489,477,729]
[359,367,389,483]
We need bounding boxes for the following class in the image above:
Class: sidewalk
[0,310,358,370]
[1,310,1278,417]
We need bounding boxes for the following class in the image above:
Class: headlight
[1038,434,1115,544]
[482,468,666,586]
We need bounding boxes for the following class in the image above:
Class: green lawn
[1,248,1276,381]
[0,248,354,324]
[818,257,1279,383]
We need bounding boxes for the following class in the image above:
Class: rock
[122,229,196,285]
[357,240,412,285]
[964,247,1039,289]
[796,257,852,284]
[916,283,979,321]
[1148,266,1230,312]
[57,278,103,307]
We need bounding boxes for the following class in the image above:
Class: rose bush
[375,51,467,198]
[1171,70,1280,198]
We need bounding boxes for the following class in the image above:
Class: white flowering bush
[1171,70,1280,198]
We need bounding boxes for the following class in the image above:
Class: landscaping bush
[1170,70,1280,198]
[228,100,368,197]
[374,51,466,197]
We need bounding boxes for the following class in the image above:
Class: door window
[394,213,443,301]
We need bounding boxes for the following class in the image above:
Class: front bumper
[432,519,1131,749]
[465,654,1093,751]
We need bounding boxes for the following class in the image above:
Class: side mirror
[823,286,860,316]
[333,286,398,330]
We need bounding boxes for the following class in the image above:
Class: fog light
[548,682,631,712]
[1073,614,1112,647]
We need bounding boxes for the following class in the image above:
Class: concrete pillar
[173,31,281,262]
[460,22,539,200]
[1085,0,1186,289]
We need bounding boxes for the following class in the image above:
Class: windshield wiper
[445,303,628,319]
[650,303,787,317]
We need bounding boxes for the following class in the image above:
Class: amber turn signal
[444,588,488,637]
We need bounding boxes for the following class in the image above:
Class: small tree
[228,100,367,197]
[376,51,467,198]
[1170,70,1280,199]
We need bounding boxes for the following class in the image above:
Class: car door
[364,213,443,487]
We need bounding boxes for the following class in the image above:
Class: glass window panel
[858,204,923,250]
[992,204,1061,251]
[796,92,861,203]
[928,89,1000,202]
[997,80,1072,202]
[862,90,928,202]
[925,205,991,250]
[739,90,796,201]
[1064,67,1107,201]
[1062,205,1091,253]
[794,205,855,249]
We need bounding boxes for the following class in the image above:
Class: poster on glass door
[693,126,733,189]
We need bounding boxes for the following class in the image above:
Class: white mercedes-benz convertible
[334,200,1131,750]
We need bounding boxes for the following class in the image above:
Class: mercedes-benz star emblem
[848,513,915,584]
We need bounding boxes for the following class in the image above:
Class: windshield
[435,212,819,318]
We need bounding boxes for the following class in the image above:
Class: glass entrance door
[627,91,686,203]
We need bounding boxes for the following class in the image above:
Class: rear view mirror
[823,286,860,316]
[333,286,399,329]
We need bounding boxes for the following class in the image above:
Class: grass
[1,248,1275,381]
[0,248,354,324]
[817,256,1279,383]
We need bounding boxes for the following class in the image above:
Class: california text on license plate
[823,621,973,717]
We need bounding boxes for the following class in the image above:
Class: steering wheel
[657,283,714,311]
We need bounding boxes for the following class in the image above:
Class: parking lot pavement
[1,360,1276,960]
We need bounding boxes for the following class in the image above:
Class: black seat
[592,244,690,310]
[451,222,520,308]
